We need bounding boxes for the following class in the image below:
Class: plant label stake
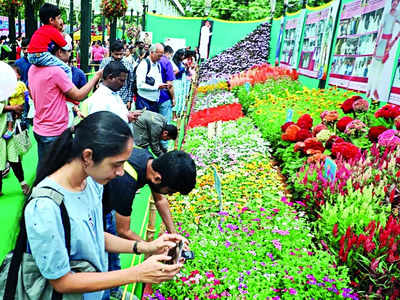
[286,109,293,122]
[244,82,251,93]
[212,165,223,219]
[324,157,337,182]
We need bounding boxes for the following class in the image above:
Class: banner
[280,10,306,69]
[329,0,400,103]
[298,1,340,79]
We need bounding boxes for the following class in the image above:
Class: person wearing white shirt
[135,43,170,112]
[87,61,141,124]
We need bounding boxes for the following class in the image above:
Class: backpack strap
[123,162,138,181]
[4,186,70,300]
[146,58,151,75]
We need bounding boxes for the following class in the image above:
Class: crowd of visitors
[0,2,199,300]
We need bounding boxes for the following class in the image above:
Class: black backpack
[132,58,151,96]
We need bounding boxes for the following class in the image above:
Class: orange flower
[282,125,301,142]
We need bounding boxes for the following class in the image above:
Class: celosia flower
[282,124,301,142]
[331,142,361,160]
[304,137,325,153]
[312,123,327,136]
[296,129,312,141]
[337,116,353,132]
[368,126,388,142]
[296,114,313,130]
[396,115,400,130]
[307,152,326,164]
[281,121,295,132]
[375,104,400,119]
[378,129,400,147]
[341,96,362,114]
[316,129,332,142]
[325,135,345,150]
[344,120,367,136]
[321,110,339,123]
[294,141,306,153]
[352,98,369,112]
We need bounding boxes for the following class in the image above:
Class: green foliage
[182,0,333,21]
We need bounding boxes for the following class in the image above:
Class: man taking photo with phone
[135,43,170,113]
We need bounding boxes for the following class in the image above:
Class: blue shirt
[15,56,31,87]
[25,176,107,300]
[72,66,87,89]
[159,55,175,104]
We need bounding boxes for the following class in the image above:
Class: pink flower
[378,129,400,147]
[289,288,297,295]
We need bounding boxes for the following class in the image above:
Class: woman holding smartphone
[18,112,184,299]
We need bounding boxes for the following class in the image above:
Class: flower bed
[194,90,238,112]
[147,117,357,299]
[187,103,243,129]
[234,77,400,298]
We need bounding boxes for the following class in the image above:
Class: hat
[62,34,72,51]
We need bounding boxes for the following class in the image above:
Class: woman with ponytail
[23,111,185,299]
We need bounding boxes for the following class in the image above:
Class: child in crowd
[2,65,28,140]
[27,3,72,78]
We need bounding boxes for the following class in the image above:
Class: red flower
[375,104,400,119]
[325,136,344,150]
[296,114,313,130]
[333,223,338,237]
[304,137,325,153]
[281,121,295,132]
[368,126,389,142]
[395,116,400,130]
[341,96,362,114]
[294,142,305,153]
[282,125,301,142]
[331,142,361,161]
[337,116,353,132]
[296,129,312,141]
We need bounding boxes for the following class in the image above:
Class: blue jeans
[158,100,172,149]
[28,52,72,79]
[33,132,59,169]
[102,210,121,299]
[135,95,159,113]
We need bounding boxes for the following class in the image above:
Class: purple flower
[271,239,282,250]
[289,288,297,295]
[218,211,229,216]
[267,252,274,260]
[248,250,256,256]
[323,276,336,283]
[224,240,232,248]
[272,228,290,236]
[221,267,228,272]
[260,262,266,267]
[226,223,238,231]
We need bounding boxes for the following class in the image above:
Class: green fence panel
[146,13,270,58]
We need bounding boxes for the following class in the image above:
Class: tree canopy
[182,0,333,21]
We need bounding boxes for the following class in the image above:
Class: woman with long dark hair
[22,111,183,299]
[171,49,187,120]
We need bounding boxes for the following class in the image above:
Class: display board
[298,1,340,79]
[328,0,400,103]
[280,10,306,69]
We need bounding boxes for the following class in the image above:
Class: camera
[165,241,194,264]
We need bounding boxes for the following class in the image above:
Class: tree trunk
[110,18,117,45]
[24,0,38,39]
[8,7,17,60]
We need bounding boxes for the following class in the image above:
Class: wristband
[133,241,140,254]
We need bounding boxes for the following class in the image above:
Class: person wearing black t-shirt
[102,148,196,298]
